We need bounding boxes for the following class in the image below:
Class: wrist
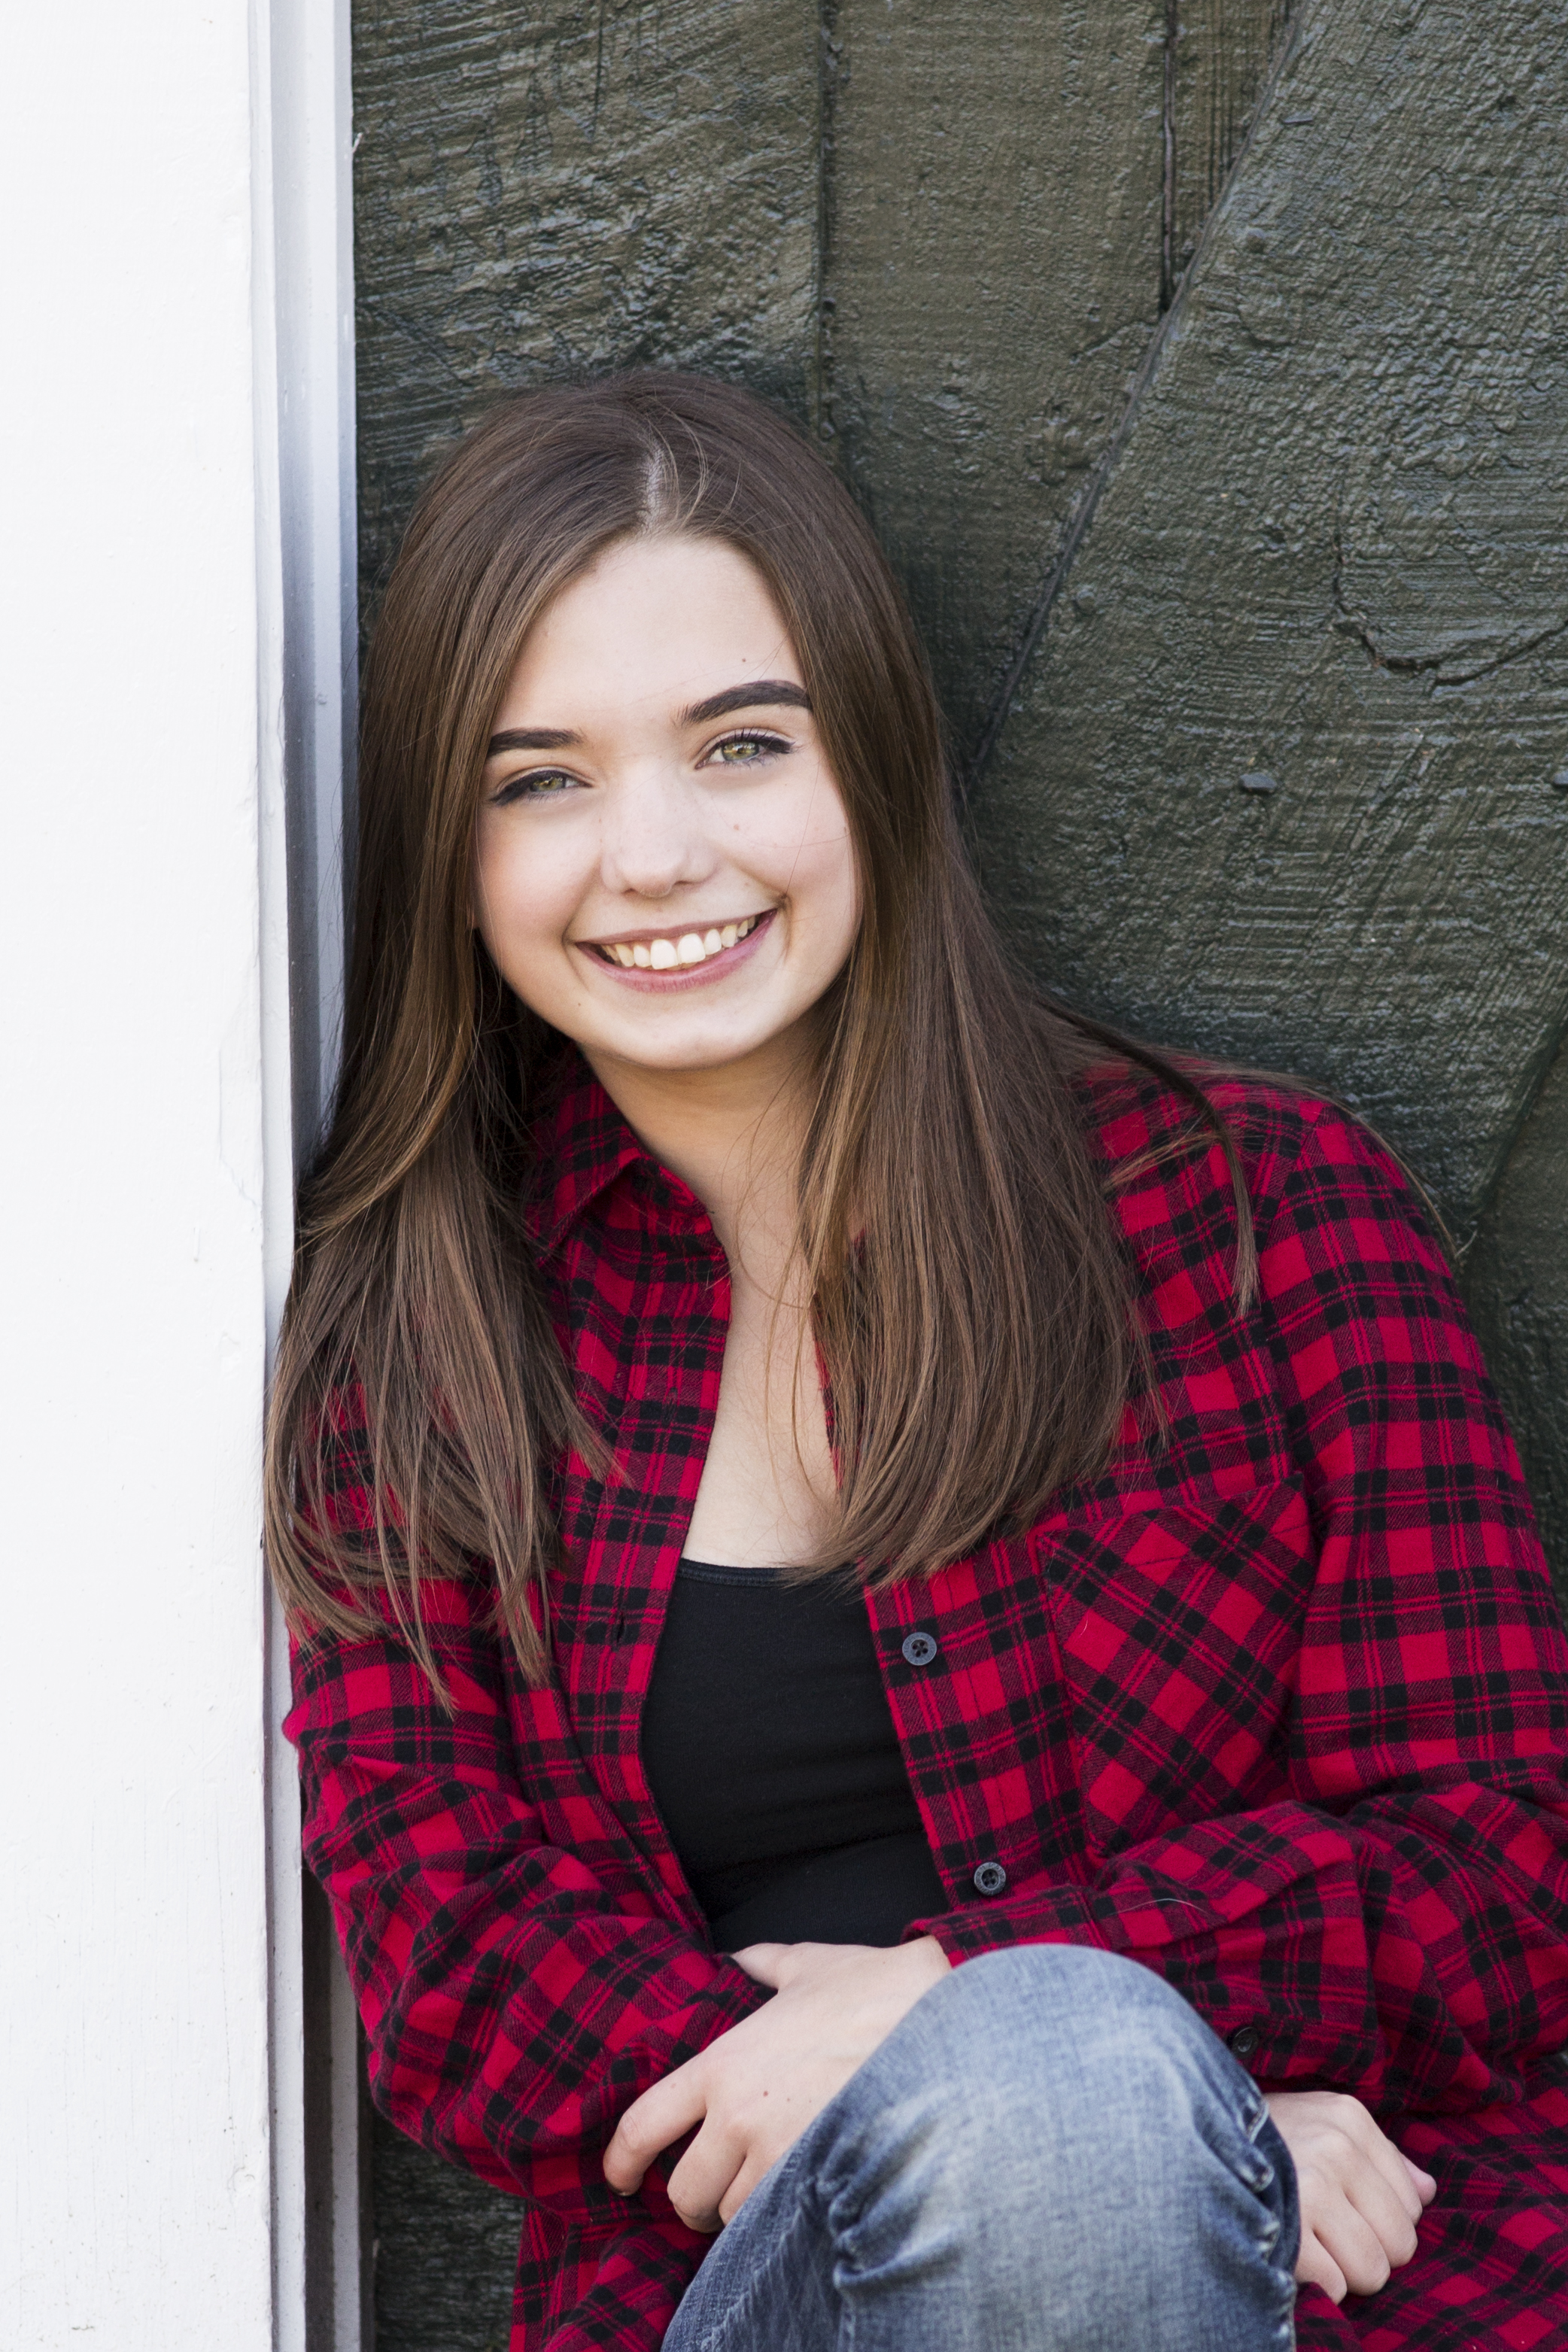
[897,1934,953,1993]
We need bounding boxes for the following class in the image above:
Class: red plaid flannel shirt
[287,1059,1568,2350]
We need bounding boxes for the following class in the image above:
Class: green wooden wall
[350,4,1568,2340]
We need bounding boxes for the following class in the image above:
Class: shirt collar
[523,1049,710,1260]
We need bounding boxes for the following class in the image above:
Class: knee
[884,1945,1263,2205]
[931,1942,1223,2081]
[805,1946,1294,2347]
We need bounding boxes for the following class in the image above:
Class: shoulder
[1070,1057,1451,1314]
[1073,1053,1372,1183]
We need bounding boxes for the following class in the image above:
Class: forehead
[497,534,804,722]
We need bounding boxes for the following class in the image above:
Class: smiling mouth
[582,911,769,971]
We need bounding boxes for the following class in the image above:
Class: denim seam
[679,2173,830,2352]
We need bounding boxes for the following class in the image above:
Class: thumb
[726,1941,794,1988]
[1402,2154,1437,2205]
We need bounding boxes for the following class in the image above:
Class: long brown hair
[265,371,1250,1685]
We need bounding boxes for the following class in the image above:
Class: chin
[598,1013,801,1074]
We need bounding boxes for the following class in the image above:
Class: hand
[603,1936,952,2232]
[1266,2091,1436,2302]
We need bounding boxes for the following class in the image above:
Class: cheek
[740,773,856,897]
[475,828,582,971]
[786,801,860,942]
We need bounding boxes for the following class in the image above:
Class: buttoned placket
[537,1101,1016,1939]
[547,1159,736,1928]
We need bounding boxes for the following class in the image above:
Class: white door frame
[0,4,361,2346]
[257,0,364,2345]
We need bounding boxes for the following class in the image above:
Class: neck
[583,1029,814,1270]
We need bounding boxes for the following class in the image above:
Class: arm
[287,1556,767,2224]
[915,1109,1568,2110]
[607,1940,1439,2305]
[606,1108,1566,2258]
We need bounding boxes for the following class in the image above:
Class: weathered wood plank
[371,2105,519,2350]
[823,1,1167,764]
[1465,1042,1568,1615]
[976,0,1568,1234]
[1169,0,1293,293]
[351,0,819,615]
[351,34,822,2324]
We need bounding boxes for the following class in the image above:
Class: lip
[573,907,776,993]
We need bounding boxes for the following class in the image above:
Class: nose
[597,762,717,904]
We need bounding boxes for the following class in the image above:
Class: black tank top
[639,1560,948,1950]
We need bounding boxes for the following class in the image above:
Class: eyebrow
[485,727,578,756]
[485,679,811,761]
[680,679,812,725]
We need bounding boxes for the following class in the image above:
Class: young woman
[270,372,1568,2352]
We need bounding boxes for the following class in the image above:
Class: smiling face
[473,532,861,1095]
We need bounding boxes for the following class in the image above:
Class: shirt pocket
[1035,1479,1314,1858]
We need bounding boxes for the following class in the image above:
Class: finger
[1314,2193,1397,2299]
[666,2117,748,2235]
[1294,2230,1350,2305]
[1363,2136,1427,2226]
[604,2063,708,2195]
[1309,2115,1424,2254]
[726,1942,794,1988]
[1326,2098,1427,2226]
[717,2151,774,2226]
[1342,2165,1422,2268]
[1369,2138,1427,2223]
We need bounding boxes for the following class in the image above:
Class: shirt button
[972,1860,1008,1897]
[901,1630,939,1667]
[1229,2026,1262,2061]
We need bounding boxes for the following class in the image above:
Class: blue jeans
[664,1946,1299,2351]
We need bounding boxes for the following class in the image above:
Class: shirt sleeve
[285,1527,767,2232]
[914,1108,1568,2114]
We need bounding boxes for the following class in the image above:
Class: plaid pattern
[287,1059,1568,2350]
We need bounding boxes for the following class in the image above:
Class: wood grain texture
[370,2106,521,2351]
[823,1,1166,764]
[1466,1041,1568,1613]
[350,1,1568,2327]
[351,0,819,616]
[1169,0,1293,287]
[974,0,1568,1231]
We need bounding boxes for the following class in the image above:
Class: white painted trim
[1,5,288,2342]
[248,13,306,2350]
[0,5,356,2342]
[257,0,359,2346]
[271,0,357,1136]
[269,1582,311,2352]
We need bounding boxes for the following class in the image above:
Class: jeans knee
[868,1945,1266,2216]
[679,1947,1296,2352]
[939,1943,1225,2081]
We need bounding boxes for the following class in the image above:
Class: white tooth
[737,916,755,937]
[614,944,636,968]
[633,941,653,968]
[649,937,678,969]
[720,923,737,949]
[703,928,722,955]
[676,932,707,965]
